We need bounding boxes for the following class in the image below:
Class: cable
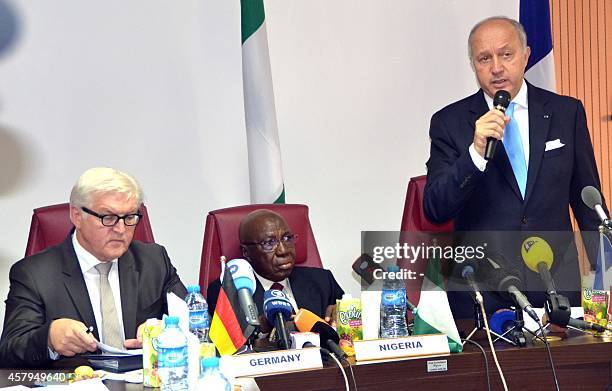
[462,338,491,391]
[537,322,560,391]
[341,357,358,391]
[477,292,509,391]
[327,352,349,391]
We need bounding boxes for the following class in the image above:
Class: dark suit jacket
[206,266,344,320]
[0,235,187,368]
[423,83,606,318]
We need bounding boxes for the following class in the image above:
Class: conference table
[1,328,610,390]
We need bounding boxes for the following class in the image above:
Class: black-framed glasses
[81,207,142,227]
[242,233,298,253]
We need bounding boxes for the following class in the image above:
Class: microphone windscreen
[263,289,293,322]
[294,309,340,345]
[225,258,256,293]
[490,309,516,336]
[493,90,511,111]
[581,185,602,210]
[521,237,553,273]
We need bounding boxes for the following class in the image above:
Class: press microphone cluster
[263,289,293,350]
[521,237,606,333]
[484,89,511,160]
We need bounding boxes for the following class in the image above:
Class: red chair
[25,203,155,257]
[400,175,454,233]
[199,204,323,292]
[400,175,453,305]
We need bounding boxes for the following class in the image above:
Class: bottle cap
[187,284,201,293]
[164,316,179,326]
[341,293,353,300]
[201,357,220,368]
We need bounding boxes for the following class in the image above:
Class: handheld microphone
[521,237,556,295]
[484,90,511,160]
[294,308,346,359]
[263,289,293,350]
[224,259,260,326]
[581,186,610,223]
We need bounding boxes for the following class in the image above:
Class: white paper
[167,292,189,334]
[361,290,381,340]
[522,306,585,333]
[94,340,142,356]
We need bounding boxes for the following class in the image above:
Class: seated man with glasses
[0,167,187,368]
[207,209,344,328]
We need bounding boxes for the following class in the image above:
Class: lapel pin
[543,114,550,119]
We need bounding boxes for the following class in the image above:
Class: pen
[85,326,94,334]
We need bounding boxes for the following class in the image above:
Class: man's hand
[324,305,337,328]
[48,319,97,357]
[124,321,150,349]
[473,108,510,157]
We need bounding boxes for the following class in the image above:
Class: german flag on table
[209,262,256,355]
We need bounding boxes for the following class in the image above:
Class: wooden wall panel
[550,0,612,273]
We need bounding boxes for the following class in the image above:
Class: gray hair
[468,16,528,65]
[69,167,144,209]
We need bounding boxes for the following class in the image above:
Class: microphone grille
[493,90,511,110]
[581,185,602,210]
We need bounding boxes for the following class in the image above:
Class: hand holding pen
[47,319,97,357]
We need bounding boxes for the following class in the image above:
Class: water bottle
[185,284,210,343]
[157,316,188,391]
[380,265,409,338]
[197,357,231,391]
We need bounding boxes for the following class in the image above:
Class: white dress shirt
[470,80,530,171]
[72,233,126,343]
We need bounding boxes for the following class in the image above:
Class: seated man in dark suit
[0,167,187,368]
[207,209,344,327]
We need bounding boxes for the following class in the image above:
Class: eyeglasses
[242,233,298,253]
[81,207,142,227]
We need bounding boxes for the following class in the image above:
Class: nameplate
[219,347,322,377]
[353,334,449,362]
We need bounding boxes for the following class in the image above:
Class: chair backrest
[400,175,454,233]
[24,203,155,257]
[199,204,323,292]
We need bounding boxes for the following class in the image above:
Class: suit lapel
[469,91,522,199]
[118,250,139,339]
[524,84,552,204]
[289,268,311,311]
[60,238,99,339]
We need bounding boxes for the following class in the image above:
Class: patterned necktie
[503,102,527,198]
[94,262,123,348]
[270,282,284,291]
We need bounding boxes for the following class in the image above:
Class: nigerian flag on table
[413,254,463,353]
[241,0,285,203]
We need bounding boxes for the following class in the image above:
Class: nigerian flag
[241,0,285,203]
[413,254,462,353]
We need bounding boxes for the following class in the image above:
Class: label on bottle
[158,346,188,367]
[381,289,406,307]
[189,309,209,329]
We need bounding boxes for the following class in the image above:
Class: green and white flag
[413,254,463,353]
[241,0,285,203]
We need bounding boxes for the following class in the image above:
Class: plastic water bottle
[185,284,210,343]
[197,357,231,391]
[157,316,189,391]
[380,265,409,338]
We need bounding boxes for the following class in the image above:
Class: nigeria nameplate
[353,334,449,362]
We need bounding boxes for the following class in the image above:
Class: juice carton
[582,288,608,329]
[142,318,162,387]
[336,294,363,356]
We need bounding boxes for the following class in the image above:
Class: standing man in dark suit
[423,17,606,318]
[0,167,187,368]
[207,209,344,327]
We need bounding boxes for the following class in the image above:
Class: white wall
[0,0,517,333]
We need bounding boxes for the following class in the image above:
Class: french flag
[520,0,556,92]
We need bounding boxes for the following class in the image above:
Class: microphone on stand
[484,90,511,160]
[224,259,260,326]
[263,289,293,350]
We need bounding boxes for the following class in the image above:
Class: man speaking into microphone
[423,16,607,318]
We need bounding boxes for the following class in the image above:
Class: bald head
[239,209,296,281]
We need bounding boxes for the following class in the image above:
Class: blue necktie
[503,103,527,198]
